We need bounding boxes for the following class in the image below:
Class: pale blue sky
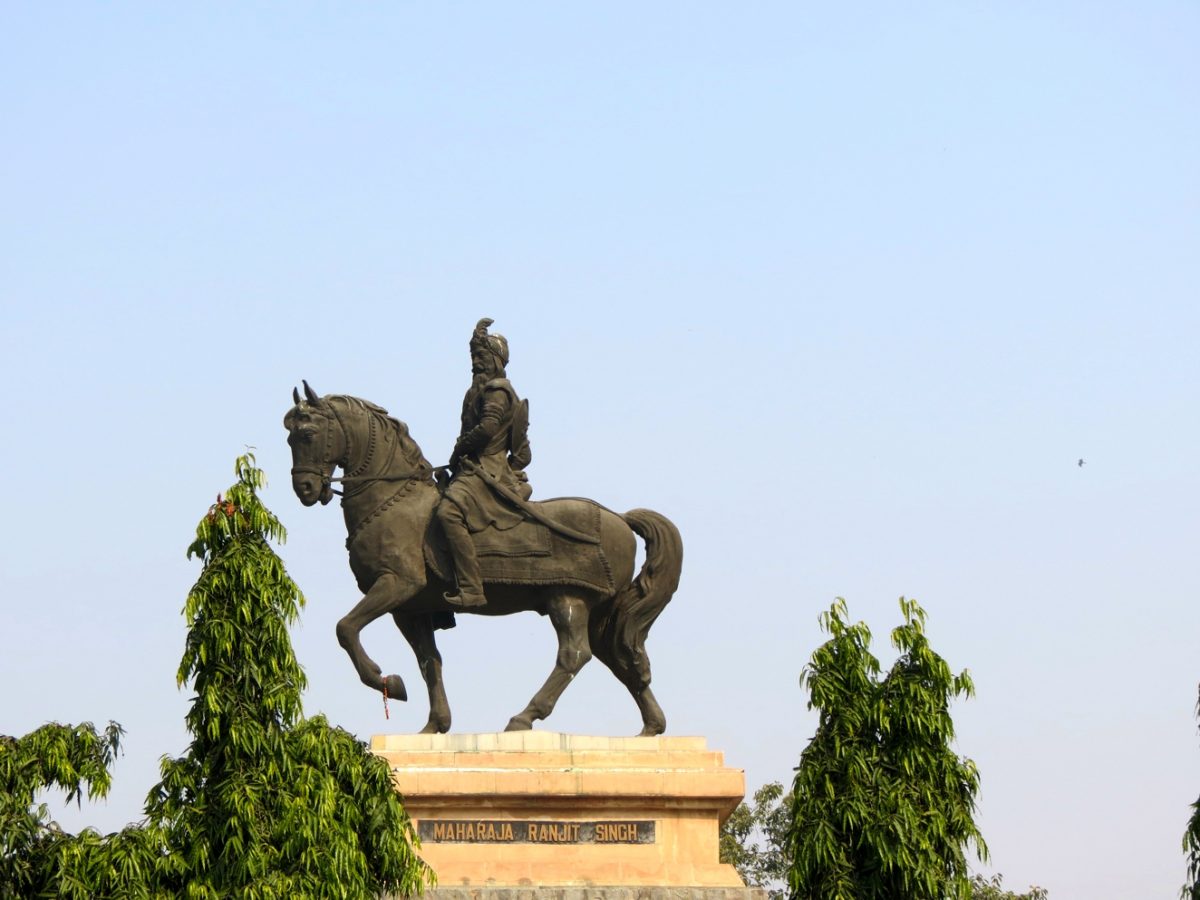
[2,4,1197,896]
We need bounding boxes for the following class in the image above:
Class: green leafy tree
[1,721,117,897]
[141,453,431,899]
[0,721,175,899]
[720,780,790,899]
[1183,685,1200,899]
[721,785,1045,900]
[786,597,986,900]
[1,454,431,898]
[720,782,1044,900]
[969,874,1047,900]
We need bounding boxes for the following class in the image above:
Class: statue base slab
[371,732,749,889]
[398,888,768,900]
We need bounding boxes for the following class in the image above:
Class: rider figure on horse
[437,318,532,608]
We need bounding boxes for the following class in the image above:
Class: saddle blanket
[425,498,615,596]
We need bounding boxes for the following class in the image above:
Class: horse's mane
[329,394,435,484]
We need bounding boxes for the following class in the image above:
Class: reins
[291,397,424,499]
[330,472,419,495]
[289,466,417,496]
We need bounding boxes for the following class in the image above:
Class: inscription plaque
[418,819,655,844]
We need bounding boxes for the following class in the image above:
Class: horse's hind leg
[630,683,666,737]
[505,592,591,732]
[595,638,667,736]
[395,612,451,734]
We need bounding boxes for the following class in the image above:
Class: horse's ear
[293,386,301,406]
[303,380,320,404]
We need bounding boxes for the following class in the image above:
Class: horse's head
[283,381,343,507]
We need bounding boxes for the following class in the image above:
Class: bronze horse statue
[283,383,682,735]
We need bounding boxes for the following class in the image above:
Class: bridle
[290,398,422,500]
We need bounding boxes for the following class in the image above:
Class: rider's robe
[442,376,531,533]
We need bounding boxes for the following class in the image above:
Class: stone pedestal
[371,732,751,890]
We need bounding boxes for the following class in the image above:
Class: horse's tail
[588,508,683,693]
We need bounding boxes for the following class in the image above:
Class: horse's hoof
[637,716,666,737]
[383,674,408,703]
[504,716,532,732]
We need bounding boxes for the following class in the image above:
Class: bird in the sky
[1078,459,1085,467]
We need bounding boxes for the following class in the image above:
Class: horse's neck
[336,401,426,526]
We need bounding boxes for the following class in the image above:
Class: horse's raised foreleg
[505,592,592,732]
[335,571,415,703]
[395,613,451,734]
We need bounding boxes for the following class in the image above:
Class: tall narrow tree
[145,453,431,899]
[1,455,430,898]
[787,597,986,900]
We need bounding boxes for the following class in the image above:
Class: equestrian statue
[283,319,682,735]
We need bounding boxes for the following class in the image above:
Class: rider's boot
[438,505,487,608]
